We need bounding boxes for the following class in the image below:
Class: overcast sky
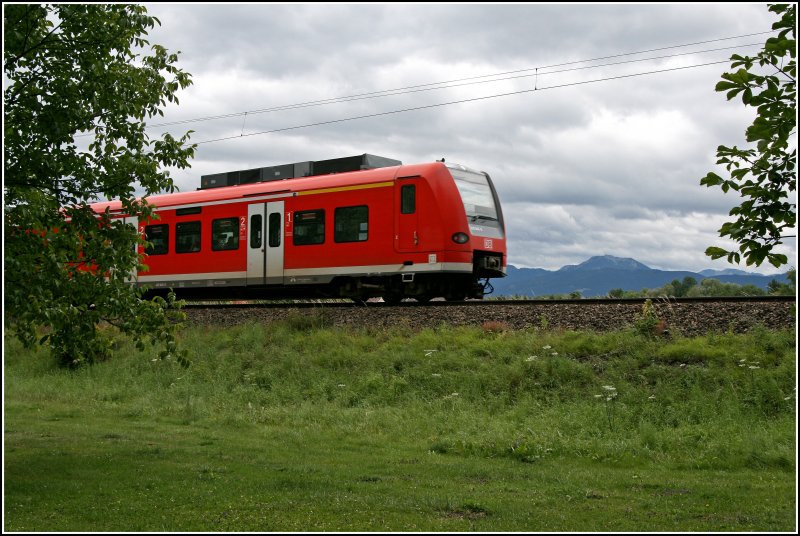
[140,2,796,275]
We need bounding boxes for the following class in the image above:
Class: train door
[394,177,419,252]
[247,201,285,285]
[265,201,285,284]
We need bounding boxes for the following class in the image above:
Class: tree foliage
[701,4,796,268]
[603,275,796,299]
[4,4,195,366]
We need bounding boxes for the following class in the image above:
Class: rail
[182,295,796,310]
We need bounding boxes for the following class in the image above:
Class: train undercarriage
[142,272,493,303]
[142,253,504,303]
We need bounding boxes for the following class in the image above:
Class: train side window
[334,205,368,243]
[401,184,416,214]
[293,209,325,245]
[212,217,239,251]
[144,224,169,255]
[250,215,262,248]
[268,212,281,247]
[175,221,201,253]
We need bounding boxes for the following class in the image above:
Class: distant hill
[698,268,753,277]
[560,256,650,272]
[491,255,791,297]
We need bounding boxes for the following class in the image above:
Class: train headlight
[451,232,470,244]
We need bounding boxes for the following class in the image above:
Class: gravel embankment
[184,299,796,337]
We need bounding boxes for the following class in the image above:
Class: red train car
[91,156,506,302]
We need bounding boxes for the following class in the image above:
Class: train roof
[91,161,450,215]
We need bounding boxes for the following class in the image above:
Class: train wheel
[416,295,433,303]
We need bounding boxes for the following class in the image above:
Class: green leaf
[705,247,729,260]
[700,172,724,187]
[769,254,789,268]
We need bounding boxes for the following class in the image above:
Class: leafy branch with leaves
[4,4,195,366]
[701,3,796,268]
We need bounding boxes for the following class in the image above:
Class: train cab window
[334,205,368,242]
[175,221,201,253]
[250,215,262,248]
[401,184,416,214]
[212,218,239,251]
[144,224,169,255]
[268,212,282,247]
[293,209,325,245]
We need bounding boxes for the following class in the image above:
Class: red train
[91,154,507,302]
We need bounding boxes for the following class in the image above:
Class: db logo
[484,239,493,249]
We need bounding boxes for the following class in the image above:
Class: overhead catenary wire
[146,40,763,131]
[194,59,733,145]
[69,30,772,141]
[77,30,767,134]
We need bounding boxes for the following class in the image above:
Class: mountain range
[491,255,793,297]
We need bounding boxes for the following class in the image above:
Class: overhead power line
[150,40,762,130]
[194,59,732,145]
[71,30,771,140]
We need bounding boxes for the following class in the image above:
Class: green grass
[4,320,796,531]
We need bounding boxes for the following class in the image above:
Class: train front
[446,163,506,297]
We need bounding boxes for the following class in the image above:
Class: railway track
[182,295,796,337]
[182,295,795,309]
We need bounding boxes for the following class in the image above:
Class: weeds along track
[182,296,796,337]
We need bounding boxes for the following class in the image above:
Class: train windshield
[449,166,499,223]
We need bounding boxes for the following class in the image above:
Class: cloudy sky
[140,2,796,275]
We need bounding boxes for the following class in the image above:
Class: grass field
[4,315,797,531]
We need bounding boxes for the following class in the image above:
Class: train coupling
[474,252,504,278]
